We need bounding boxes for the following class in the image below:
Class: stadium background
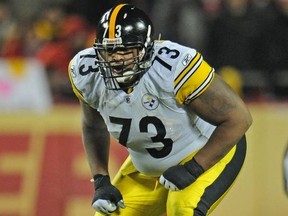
[1,0,288,216]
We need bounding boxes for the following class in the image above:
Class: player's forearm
[194,110,252,171]
[80,101,111,176]
[82,123,110,176]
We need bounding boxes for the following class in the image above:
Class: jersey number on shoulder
[109,116,173,159]
[152,46,180,71]
[79,64,99,75]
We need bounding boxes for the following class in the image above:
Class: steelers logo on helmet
[94,4,154,90]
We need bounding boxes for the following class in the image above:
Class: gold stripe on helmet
[109,4,127,38]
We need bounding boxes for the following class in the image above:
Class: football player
[68,4,252,216]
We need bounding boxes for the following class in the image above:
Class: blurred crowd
[0,0,287,103]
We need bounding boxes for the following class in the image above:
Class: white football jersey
[69,40,216,176]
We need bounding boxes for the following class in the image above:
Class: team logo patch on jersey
[182,54,193,66]
[142,94,159,110]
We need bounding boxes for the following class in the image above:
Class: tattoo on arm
[199,83,237,116]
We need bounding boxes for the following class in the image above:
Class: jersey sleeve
[68,57,85,102]
[67,48,102,108]
[174,49,215,104]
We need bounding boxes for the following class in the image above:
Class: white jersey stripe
[174,55,203,94]
[186,68,215,102]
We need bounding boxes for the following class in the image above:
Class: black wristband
[184,158,205,179]
[93,174,111,189]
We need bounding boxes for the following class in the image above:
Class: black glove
[159,158,204,190]
[92,174,125,214]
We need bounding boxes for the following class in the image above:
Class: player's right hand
[92,174,125,214]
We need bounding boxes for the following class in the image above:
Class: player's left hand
[159,158,204,191]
